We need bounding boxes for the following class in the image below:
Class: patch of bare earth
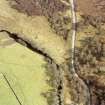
[76,0,105,17]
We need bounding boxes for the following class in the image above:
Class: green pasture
[0,41,51,105]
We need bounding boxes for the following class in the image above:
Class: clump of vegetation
[49,13,72,40]
[40,0,71,39]
[42,59,63,105]
[75,35,105,70]
[74,34,105,105]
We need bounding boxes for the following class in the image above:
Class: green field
[0,40,51,105]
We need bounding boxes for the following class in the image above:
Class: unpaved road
[69,0,91,105]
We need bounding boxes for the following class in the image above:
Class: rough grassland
[0,0,69,65]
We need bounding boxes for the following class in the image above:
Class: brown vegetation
[75,35,105,105]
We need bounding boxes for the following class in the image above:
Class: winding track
[69,0,78,76]
[69,0,91,105]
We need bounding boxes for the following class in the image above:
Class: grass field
[0,40,51,105]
